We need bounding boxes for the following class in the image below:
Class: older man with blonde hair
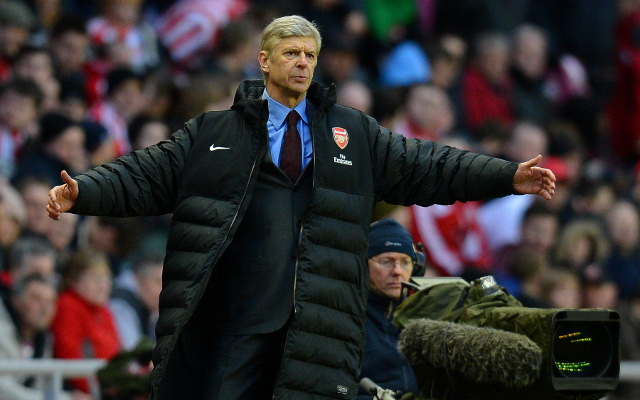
[47,15,556,400]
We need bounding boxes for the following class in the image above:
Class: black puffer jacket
[70,80,519,399]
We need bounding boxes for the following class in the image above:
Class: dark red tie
[281,111,301,183]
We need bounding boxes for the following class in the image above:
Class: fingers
[47,185,62,220]
[46,203,60,220]
[520,154,542,169]
[61,170,78,190]
[540,190,552,201]
[541,166,556,182]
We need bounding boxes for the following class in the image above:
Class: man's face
[259,36,318,106]
[0,25,29,57]
[368,251,413,299]
[45,125,87,171]
[12,281,57,331]
[0,202,20,247]
[20,183,52,236]
[73,263,112,306]
[15,254,56,282]
[0,90,38,131]
[111,80,144,120]
[50,31,90,75]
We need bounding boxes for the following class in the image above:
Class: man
[47,15,556,400]
[0,237,57,298]
[0,273,89,400]
[357,219,420,399]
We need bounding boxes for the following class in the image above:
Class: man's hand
[513,155,556,200]
[47,170,79,220]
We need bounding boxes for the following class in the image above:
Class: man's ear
[258,51,269,75]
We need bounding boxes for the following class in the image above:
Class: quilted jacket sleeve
[367,115,519,206]
[70,114,202,217]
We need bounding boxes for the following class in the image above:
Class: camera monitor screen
[553,322,612,378]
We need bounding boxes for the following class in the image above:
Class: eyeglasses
[371,257,413,271]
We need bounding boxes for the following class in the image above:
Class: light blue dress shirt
[262,90,313,169]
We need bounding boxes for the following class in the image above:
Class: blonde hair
[260,15,322,57]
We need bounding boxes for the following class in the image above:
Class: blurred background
[0,0,640,399]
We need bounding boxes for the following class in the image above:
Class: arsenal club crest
[332,127,349,149]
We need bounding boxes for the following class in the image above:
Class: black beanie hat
[39,113,78,145]
[368,218,416,260]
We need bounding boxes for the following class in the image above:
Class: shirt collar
[263,89,308,128]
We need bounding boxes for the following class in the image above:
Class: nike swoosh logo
[209,145,230,151]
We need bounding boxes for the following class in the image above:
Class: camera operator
[357,219,420,399]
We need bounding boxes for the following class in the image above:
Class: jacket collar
[231,79,336,125]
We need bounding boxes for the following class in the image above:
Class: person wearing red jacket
[461,32,514,133]
[51,248,120,394]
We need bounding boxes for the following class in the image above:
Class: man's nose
[297,53,310,66]
[390,263,405,275]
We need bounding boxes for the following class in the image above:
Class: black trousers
[199,323,290,400]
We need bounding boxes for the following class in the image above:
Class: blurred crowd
[0,0,640,398]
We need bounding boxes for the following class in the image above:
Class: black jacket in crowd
[69,80,519,399]
[357,291,420,399]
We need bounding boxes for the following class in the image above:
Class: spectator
[491,202,560,277]
[393,84,454,141]
[502,247,549,308]
[175,72,235,119]
[0,273,90,400]
[580,269,619,310]
[51,249,120,394]
[0,181,26,268]
[88,68,145,159]
[461,32,514,133]
[605,199,640,299]
[357,219,419,399]
[428,34,467,129]
[87,0,159,73]
[0,237,57,299]
[14,112,89,186]
[12,46,59,112]
[45,212,78,263]
[15,176,54,238]
[336,80,373,115]
[0,0,35,82]
[540,268,582,309]
[502,121,549,163]
[127,115,170,152]
[510,24,554,125]
[48,15,91,81]
[553,218,610,273]
[110,254,163,350]
[204,19,262,82]
[0,79,43,179]
[57,75,114,167]
[429,35,467,92]
[79,216,141,278]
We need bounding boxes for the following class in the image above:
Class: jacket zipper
[273,106,319,399]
